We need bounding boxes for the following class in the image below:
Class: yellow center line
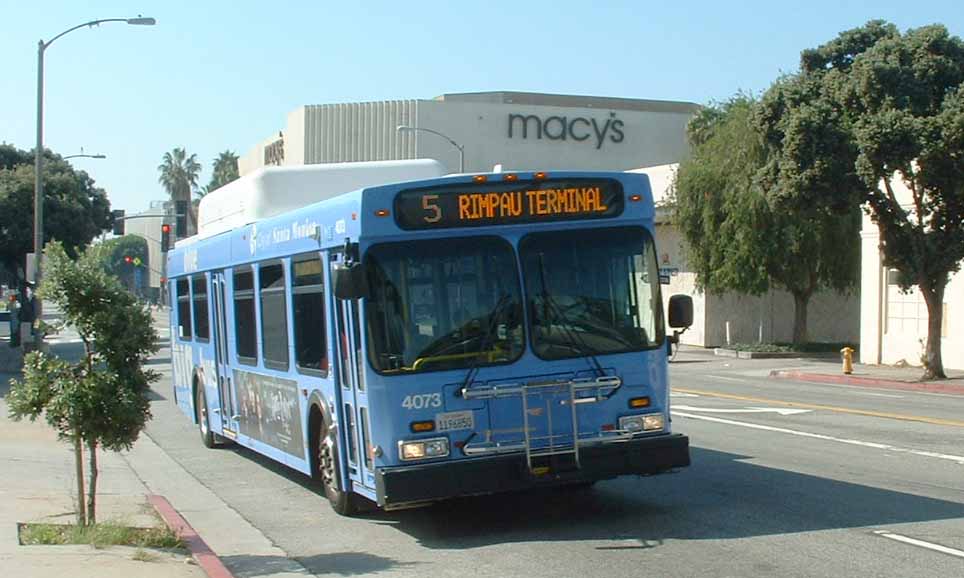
[673,387,964,428]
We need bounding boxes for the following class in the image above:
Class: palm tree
[158,148,201,236]
[202,150,240,197]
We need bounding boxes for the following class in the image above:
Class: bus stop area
[0,313,309,578]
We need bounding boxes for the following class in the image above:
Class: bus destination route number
[393,178,624,230]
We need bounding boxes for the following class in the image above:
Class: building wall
[124,206,166,291]
[859,194,963,370]
[654,222,859,347]
[239,92,699,176]
[645,164,859,348]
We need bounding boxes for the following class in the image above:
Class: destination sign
[394,178,624,230]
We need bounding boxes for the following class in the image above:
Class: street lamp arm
[63,154,106,160]
[43,19,130,49]
[396,125,465,172]
[405,126,463,151]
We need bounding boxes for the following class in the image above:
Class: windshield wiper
[537,254,605,378]
[459,292,512,393]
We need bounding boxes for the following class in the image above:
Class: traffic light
[175,200,188,239]
[161,223,172,252]
[112,209,125,235]
[123,255,133,264]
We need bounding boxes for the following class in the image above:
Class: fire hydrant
[840,346,854,375]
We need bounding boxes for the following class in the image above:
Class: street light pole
[395,125,465,173]
[32,17,155,340]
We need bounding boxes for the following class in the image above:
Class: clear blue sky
[2,0,962,213]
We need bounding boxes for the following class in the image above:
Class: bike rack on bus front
[459,375,634,472]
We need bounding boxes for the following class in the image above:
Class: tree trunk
[73,436,86,526]
[920,281,947,381]
[792,291,810,345]
[86,439,98,526]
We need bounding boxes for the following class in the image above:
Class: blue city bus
[167,167,693,515]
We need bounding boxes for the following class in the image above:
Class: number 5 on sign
[422,195,441,223]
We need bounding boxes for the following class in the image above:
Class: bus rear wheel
[196,385,215,449]
[315,421,356,516]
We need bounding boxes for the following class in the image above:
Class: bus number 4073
[402,393,442,410]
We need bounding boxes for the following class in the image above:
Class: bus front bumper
[375,433,689,508]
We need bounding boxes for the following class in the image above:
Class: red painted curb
[148,494,235,578]
[769,370,964,395]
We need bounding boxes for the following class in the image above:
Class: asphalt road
[143,316,964,578]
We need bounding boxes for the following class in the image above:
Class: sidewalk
[2,329,310,578]
[0,371,206,578]
[770,362,964,395]
[676,344,964,394]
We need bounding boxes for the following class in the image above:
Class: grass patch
[728,342,854,353]
[19,521,183,550]
[131,548,160,562]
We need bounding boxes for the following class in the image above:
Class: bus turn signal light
[629,397,651,408]
[630,194,642,202]
[410,420,435,433]
[375,209,390,217]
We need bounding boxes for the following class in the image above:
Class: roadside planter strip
[149,495,235,578]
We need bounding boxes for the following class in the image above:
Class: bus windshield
[520,226,664,360]
[365,236,524,374]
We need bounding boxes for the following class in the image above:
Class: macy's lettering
[507,112,625,149]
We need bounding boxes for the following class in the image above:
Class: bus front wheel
[316,421,356,516]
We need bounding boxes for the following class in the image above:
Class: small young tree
[6,242,158,526]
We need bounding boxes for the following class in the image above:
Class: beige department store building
[239,91,700,176]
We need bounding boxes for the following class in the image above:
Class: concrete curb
[769,370,964,395]
[715,348,841,360]
[149,495,235,578]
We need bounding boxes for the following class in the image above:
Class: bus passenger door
[331,255,375,492]
[211,271,238,437]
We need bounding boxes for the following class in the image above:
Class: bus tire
[196,384,215,449]
[315,420,356,516]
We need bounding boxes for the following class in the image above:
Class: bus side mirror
[333,263,368,300]
[668,294,693,329]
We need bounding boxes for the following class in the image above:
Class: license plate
[436,410,474,432]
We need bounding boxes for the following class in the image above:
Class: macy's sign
[507,112,625,149]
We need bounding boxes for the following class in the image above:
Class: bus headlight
[399,437,450,461]
[619,413,664,433]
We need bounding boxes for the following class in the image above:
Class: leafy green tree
[202,150,240,197]
[757,21,964,379]
[674,96,861,344]
[157,147,201,235]
[99,235,149,291]
[6,242,158,526]
[0,145,112,285]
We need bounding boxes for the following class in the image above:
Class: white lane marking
[671,411,964,465]
[873,530,964,559]
[674,405,811,416]
[708,375,751,383]
[846,391,905,399]
[670,392,701,398]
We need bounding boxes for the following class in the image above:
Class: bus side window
[176,278,192,340]
[292,254,327,376]
[259,261,290,371]
[233,267,258,365]
[192,274,210,342]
